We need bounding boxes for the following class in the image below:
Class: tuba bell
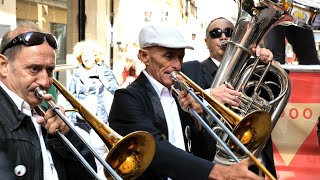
[210,0,296,165]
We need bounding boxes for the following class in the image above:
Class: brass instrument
[171,71,276,180]
[35,78,156,180]
[172,71,271,155]
[211,0,295,165]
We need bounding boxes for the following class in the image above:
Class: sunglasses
[208,28,233,39]
[1,31,58,54]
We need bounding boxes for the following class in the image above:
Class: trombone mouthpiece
[34,87,46,99]
[170,71,178,82]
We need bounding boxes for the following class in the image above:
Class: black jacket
[182,57,279,178]
[108,72,216,180]
[0,86,96,180]
[182,58,218,90]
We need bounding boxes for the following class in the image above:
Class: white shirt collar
[210,57,220,67]
[142,70,173,98]
[142,70,185,151]
[0,81,31,115]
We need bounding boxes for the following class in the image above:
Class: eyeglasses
[1,31,58,54]
[207,28,233,39]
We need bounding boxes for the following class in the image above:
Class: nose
[171,58,182,70]
[220,32,228,40]
[37,70,51,90]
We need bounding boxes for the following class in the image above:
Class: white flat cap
[138,24,194,50]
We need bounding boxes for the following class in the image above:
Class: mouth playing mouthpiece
[34,87,46,99]
[219,41,228,50]
[170,71,179,82]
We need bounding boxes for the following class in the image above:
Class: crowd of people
[0,1,319,178]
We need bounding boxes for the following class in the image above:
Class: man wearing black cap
[108,23,263,180]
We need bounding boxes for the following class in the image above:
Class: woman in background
[68,40,119,179]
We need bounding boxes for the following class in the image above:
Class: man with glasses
[181,17,277,178]
[0,21,96,179]
[182,17,273,105]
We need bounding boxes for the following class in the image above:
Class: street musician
[0,21,96,179]
[108,23,263,180]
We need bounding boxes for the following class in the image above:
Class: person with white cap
[108,23,262,179]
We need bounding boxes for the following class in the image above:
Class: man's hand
[208,159,263,180]
[208,84,242,107]
[252,46,274,63]
[178,90,203,130]
[178,90,203,114]
[36,93,69,135]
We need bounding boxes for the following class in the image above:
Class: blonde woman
[68,40,119,179]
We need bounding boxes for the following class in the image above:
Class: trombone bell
[106,131,156,179]
[230,110,271,156]
[52,78,156,179]
[172,71,272,156]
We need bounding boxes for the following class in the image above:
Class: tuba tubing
[210,0,293,170]
[36,79,156,180]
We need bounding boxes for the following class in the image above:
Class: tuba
[211,0,295,165]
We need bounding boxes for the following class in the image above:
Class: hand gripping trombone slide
[34,78,156,180]
[171,71,276,180]
[34,87,122,180]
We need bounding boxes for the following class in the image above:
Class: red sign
[273,72,320,179]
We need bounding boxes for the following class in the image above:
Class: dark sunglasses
[1,31,58,54]
[208,28,233,39]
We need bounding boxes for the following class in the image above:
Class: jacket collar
[201,57,218,88]
[135,72,189,145]
[0,86,29,131]
[136,72,169,136]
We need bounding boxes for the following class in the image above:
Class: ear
[204,38,209,49]
[0,54,9,77]
[137,49,149,66]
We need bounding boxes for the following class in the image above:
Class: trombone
[171,71,276,180]
[34,78,156,180]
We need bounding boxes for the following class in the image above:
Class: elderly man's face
[139,46,184,88]
[205,18,234,61]
[0,41,56,108]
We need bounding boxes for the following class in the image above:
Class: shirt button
[14,165,26,176]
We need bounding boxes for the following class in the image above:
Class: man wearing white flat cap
[108,23,262,180]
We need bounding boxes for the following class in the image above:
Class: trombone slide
[171,72,276,180]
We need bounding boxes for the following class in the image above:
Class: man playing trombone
[108,23,263,179]
[0,21,96,179]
